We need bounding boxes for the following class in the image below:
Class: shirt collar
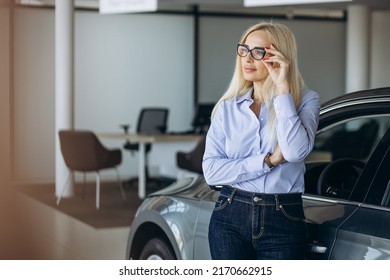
[236,88,254,104]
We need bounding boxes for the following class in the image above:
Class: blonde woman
[202,22,320,260]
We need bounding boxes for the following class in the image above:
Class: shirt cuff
[274,93,297,119]
[245,155,272,174]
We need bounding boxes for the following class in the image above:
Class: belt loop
[275,194,280,210]
[227,188,237,204]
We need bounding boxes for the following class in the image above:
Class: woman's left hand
[262,44,290,95]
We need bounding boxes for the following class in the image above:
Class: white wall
[14,8,55,183]
[74,12,194,133]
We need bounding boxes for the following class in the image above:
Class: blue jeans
[208,186,307,260]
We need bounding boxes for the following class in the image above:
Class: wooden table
[98,133,202,199]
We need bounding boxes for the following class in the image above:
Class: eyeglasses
[237,44,267,60]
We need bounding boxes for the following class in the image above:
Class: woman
[202,21,320,260]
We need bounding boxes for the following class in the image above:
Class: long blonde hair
[211,21,305,148]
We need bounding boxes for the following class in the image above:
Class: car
[126,87,390,260]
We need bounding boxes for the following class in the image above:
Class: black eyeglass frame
[236,44,267,60]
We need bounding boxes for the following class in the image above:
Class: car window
[312,117,389,161]
[305,115,390,201]
[362,133,390,207]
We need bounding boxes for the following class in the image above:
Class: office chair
[191,103,214,134]
[57,129,126,209]
[170,103,214,135]
[123,108,169,187]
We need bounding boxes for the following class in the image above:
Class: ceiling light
[244,0,352,7]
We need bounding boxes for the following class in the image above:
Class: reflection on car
[126,87,390,260]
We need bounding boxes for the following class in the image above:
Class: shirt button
[256,151,260,155]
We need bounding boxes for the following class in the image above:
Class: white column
[370,11,390,88]
[345,5,370,93]
[55,0,74,197]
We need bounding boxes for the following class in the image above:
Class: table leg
[138,142,146,199]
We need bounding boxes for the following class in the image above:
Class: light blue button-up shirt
[202,88,320,193]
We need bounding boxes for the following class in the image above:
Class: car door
[304,113,390,259]
[329,127,390,259]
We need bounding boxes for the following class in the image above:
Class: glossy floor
[0,187,130,260]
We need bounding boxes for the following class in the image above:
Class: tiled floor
[0,187,130,260]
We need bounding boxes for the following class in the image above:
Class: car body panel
[193,198,214,259]
[331,205,390,259]
[302,197,360,259]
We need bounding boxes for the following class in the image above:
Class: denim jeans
[208,186,307,260]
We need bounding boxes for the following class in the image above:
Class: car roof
[320,87,390,113]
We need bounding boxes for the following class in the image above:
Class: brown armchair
[57,129,126,209]
[176,135,206,174]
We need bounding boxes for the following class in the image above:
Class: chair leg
[82,173,86,199]
[56,171,72,206]
[95,172,100,210]
[115,167,127,203]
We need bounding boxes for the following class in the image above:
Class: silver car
[126,87,390,260]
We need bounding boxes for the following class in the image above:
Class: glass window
[311,117,389,161]
[305,115,390,201]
